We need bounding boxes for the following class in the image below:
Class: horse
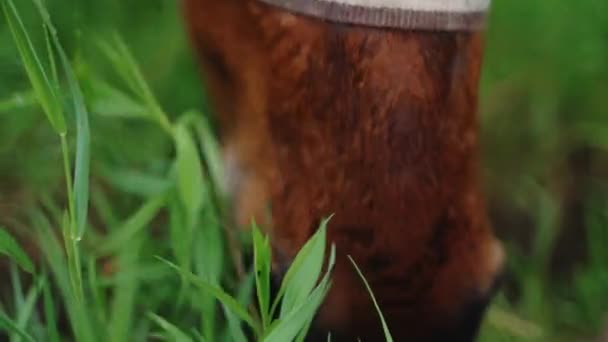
[183,0,504,340]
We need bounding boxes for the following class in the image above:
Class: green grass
[0,1,342,340]
[0,0,607,341]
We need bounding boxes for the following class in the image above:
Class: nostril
[452,239,506,342]
[432,297,494,341]
[436,268,506,342]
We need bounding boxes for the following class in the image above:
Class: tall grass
[0,0,607,341]
[0,1,343,341]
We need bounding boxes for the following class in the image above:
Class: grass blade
[223,269,255,342]
[252,223,272,329]
[264,245,336,342]
[84,76,146,118]
[193,209,225,341]
[43,23,58,85]
[0,312,35,342]
[0,228,34,274]
[276,216,332,318]
[12,277,43,342]
[175,122,206,220]
[264,285,329,342]
[42,274,61,342]
[0,91,36,113]
[485,306,544,339]
[2,0,66,134]
[348,256,394,342]
[97,33,171,132]
[192,113,224,197]
[98,167,171,198]
[66,63,91,241]
[158,257,261,335]
[60,210,84,305]
[96,194,166,256]
[108,237,143,342]
[31,0,91,240]
[90,188,119,229]
[148,313,194,342]
[32,211,95,342]
[168,197,192,300]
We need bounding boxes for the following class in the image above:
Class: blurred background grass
[0,0,607,341]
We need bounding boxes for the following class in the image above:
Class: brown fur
[183,0,504,340]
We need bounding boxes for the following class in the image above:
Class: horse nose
[432,237,506,342]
